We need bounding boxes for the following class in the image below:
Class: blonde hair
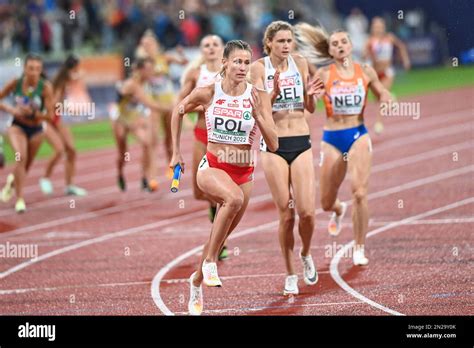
[294,23,349,66]
[262,20,294,55]
[180,35,223,85]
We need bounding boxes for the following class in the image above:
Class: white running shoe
[1,173,14,202]
[188,272,203,316]
[300,250,318,285]
[65,185,87,196]
[353,248,369,266]
[39,177,53,195]
[201,261,222,287]
[283,274,299,296]
[328,202,347,236]
[15,198,26,213]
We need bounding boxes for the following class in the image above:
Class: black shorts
[11,119,43,139]
[260,135,312,165]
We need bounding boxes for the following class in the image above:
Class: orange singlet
[323,63,369,118]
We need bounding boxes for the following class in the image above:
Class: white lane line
[329,197,474,316]
[0,281,151,295]
[162,271,330,284]
[151,166,474,315]
[1,109,471,216]
[3,134,471,241]
[0,272,331,295]
[0,209,205,279]
[173,301,366,315]
[367,218,474,226]
[5,128,198,181]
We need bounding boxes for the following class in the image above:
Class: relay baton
[170,164,182,193]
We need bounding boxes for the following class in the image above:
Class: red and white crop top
[205,81,257,145]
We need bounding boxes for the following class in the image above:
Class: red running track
[0,87,472,316]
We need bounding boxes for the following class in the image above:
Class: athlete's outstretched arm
[37,81,54,122]
[363,64,391,102]
[363,64,392,125]
[251,87,278,152]
[390,33,411,70]
[123,80,171,114]
[169,85,214,172]
[0,79,20,115]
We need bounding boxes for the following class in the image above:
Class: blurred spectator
[345,7,368,62]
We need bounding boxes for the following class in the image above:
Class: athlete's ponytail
[294,22,333,66]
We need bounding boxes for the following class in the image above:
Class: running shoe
[188,272,203,316]
[148,179,158,192]
[353,248,369,266]
[1,173,14,202]
[328,201,347,236]
[374,121,384,135]
[117,175,126,192]
[283,274,299,296]
[39,177,53,195]
[201,260,222,287]
[15,198,26,214]
[65,185,87,196]
[299,249,318,285]
[218,245,228,261]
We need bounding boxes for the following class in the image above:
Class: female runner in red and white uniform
[176,35,223,225]
[170,40,278,315]
[295,24,392,265]
[251,21,325,296]
[364,17,410,134]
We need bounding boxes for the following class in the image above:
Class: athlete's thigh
[348,134,372,189]
[197,166,243,205]
[261,151,291,211]
[56,123,75,152]
[290,149,316,215]
[319,140,347,199]
[44,124,64,152]
[7,126,28,158]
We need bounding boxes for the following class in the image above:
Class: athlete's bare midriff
[324,114,364,130]
[272,109,309,137]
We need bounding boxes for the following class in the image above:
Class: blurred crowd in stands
[0,0,448,62]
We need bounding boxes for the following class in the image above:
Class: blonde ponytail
[294,22,333,66]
